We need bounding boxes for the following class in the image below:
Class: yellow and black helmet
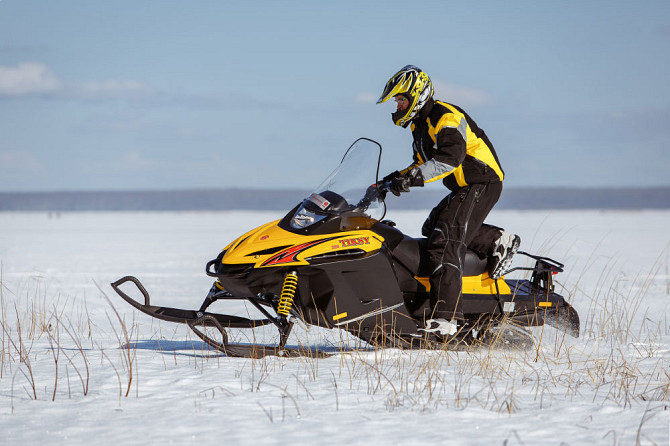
[377,65,434,128]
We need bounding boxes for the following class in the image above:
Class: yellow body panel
[222,220,279,251]
[221,221,384,268]
[463,273,511,294]
[414,272,512,294]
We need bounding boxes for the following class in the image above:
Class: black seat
[392,236,488,277]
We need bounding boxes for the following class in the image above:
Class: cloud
[0,61,272,110]
[76,80,154,100]
[0,61,153,101]
[0,62,62,96]
[432,81,493,107]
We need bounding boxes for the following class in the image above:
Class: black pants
[421,182,503,321]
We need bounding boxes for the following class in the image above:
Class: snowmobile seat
[392,235,488,277]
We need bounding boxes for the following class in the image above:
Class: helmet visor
[376,71,415,104]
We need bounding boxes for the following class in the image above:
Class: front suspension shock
[277,271,298,316]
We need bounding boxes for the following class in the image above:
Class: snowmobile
[111,138,579,358]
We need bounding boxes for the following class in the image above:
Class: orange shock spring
[277,271,298,316]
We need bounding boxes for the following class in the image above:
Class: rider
[377,65,520,338]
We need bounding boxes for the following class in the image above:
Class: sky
[1,0,669,192]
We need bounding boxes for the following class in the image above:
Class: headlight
[290,205,327,229]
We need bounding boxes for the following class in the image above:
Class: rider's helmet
[376,65,434,128]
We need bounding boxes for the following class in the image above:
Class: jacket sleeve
[416,115,467,183]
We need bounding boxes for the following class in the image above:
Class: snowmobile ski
[111,276,273,329]
[111,276,330,358]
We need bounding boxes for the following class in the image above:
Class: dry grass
[0,252,667,443]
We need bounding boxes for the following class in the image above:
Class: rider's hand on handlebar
[387,169,424,196]
[389,175,411,196]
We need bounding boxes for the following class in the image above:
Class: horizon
[2,186,669,211]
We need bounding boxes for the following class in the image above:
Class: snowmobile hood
[221,220,384,268]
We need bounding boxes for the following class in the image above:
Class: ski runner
[377,65,520,339]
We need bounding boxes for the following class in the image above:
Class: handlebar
[376,180,391,195]
[355,181,390,210]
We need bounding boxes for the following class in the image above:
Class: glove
[388,169,424,197]
[389,174,411,196]
[382,170,401,183]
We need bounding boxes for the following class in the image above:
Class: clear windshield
[289,138,386,229]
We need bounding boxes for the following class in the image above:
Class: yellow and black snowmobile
[111,138,579,358]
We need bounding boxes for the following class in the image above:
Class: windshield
[289,138,386,229]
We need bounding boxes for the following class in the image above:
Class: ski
[111,276,273,328]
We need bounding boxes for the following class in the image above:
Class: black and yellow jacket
[404,98,504,192]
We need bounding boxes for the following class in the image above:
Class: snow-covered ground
[0,209,668,445]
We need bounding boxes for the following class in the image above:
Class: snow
[0,209,668,445]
